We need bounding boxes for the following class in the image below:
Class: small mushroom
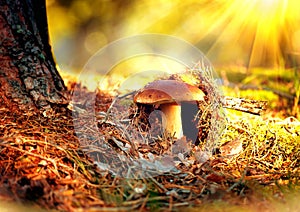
[134,80,205,139]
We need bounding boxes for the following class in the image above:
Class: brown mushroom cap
[134,80,205,104]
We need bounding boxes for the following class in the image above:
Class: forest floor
[0,67,299,211]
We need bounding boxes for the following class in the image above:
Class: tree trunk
[0,0,68,113]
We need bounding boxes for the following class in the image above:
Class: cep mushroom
[133,80,205,139]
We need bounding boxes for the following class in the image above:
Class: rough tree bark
[0,0,68,113]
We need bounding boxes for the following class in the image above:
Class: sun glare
[130,0,300,68]
[199,0,299,68]
[48,0,300,71]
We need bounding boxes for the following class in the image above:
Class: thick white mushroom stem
[160,103,183,138]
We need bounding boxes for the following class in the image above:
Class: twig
[146,173,168,193]
[102,91,136,123]
[221,96,267,115]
